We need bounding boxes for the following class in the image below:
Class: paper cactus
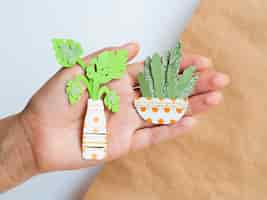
[52,38,128,160]
[135,42,198,124]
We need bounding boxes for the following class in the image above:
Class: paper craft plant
[134,42,198,124]
[52,39,128,160]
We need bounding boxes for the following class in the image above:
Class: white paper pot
[82,99,107,160]
[134,97,188,124]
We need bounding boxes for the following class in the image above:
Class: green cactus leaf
[167,43,182,98]
[144,57,154,97]
[162,51,170,97]
[137,72,151,97]
[151,53,165,98]
[136,42,197,99]
[52,38,83,67]
[66,78,84,105]
[177,75,198,99]
[174,66,197,98]
[104,90,120,113]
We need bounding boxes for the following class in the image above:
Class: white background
[0,0,198,199]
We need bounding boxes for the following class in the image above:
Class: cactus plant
[137,42,197,99]
[135,42,198,125]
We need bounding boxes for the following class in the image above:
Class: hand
[21,43,230,172]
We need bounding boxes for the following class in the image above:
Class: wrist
[0,113,39,192]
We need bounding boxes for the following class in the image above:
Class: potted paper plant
[134,42,198,124]
[52,39,128,160]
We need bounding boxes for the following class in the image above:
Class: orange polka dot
[170,119,177,124]
[158,118,165,124]
[146,97,152,100]
[146,118,152,123]
[152,107,159,112]
[91,153,97,160]
[93,116,100,123]
[176,107,183,113]
[164,107,170,113]
[140,107,147,112]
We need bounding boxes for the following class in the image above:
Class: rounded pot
[134,97,188,124]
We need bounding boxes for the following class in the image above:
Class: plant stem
[77,58,88,71]
[75,75,91,94]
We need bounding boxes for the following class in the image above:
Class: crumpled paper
[84,0,267,199]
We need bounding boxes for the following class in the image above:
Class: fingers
[131,117,196,151]
[128,54,212,86]
[193,71,230,95]
[180,53,212,71]
[187,91,223,116]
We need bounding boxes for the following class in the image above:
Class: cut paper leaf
[52,38,83,67]
[167,43,182,98]
[86,50,128,85]
[104,90,120,113]
[175,66,197,98]
[135,42,197,125]
[151,53,165,98]
[66,78,84,105]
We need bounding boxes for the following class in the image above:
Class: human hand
[21,43,230,172]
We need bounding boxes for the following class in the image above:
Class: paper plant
[52,39,128,160]
[134,42,198,124]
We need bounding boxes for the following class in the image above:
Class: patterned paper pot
[134,97,188,124]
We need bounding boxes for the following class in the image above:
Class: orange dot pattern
[176,107,183,113]
[164,107,170,113]
[140,107,147,112]
[158,118,165,124]
[152,107,159,113]
[146,118,152,123]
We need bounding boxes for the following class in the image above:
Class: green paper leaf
[52,38,83,67]
[166,43,182,98]
[66,78,84,105]
[150,53,165,98]
[137,72,151,97]
[137,42,197,99]
[86,50,128,85]
[143,57,154,97]
[104,90,120,112]
[174,66,197,98]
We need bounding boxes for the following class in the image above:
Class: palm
[22,44,229,172]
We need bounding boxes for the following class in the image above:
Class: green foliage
[52,39,83,67]
[52,38,128,112]
[138,42,198,99]
[104,90,120,113]
[150,53,165,98]
[66,78,84,105]
[86,50,128,85]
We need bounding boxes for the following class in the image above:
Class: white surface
[0,0,198,199]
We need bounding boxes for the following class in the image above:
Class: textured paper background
[84,0,267,199]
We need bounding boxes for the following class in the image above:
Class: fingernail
[121,42,139,52]
[205,92,223,105]
[181,117,197,127]
[213,73,230,87]
[197,56,212,68]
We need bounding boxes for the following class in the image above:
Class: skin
[0,42,230,191]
